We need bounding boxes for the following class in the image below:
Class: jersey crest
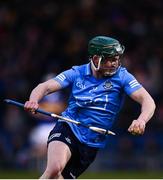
[103,80,113,89]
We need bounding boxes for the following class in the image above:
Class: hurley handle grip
[4,99,52,117]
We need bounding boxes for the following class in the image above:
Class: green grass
[0,170,40,179]
[0,170,162,179]
[79,171,163,179]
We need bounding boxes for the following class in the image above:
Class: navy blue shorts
[47,121,99,179]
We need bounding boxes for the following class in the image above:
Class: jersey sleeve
[53,67,77,88]
[122,70,142,95]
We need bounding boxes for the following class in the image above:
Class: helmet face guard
[88,36,125,76]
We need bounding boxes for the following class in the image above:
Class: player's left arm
[128,87,156,135]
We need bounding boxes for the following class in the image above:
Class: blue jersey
[54,63,142,148]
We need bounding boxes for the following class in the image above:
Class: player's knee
[45,164,63,178]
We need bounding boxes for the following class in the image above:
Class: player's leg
[40,140,71,179]
[62,136,99,179]
[39,121,73,179]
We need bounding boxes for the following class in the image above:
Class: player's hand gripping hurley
[4,99,115,136]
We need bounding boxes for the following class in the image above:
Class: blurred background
[0,0,163,178]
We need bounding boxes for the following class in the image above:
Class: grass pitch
[0,170,162,179]
[79,170,163,179]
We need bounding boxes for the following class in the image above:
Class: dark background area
[0,0,163,173]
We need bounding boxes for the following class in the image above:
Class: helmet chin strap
[90,56,102,71]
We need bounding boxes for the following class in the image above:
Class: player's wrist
[137,119,146,124]
[29,98,39,103]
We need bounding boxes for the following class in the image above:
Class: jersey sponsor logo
[75,94,109,111]
[56,74,66,81]
[76,81,86,89]
[129,79,139,88]
[103,80,113,89]
[48,133,61,141]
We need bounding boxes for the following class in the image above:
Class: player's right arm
[24,67,78,113]
[24,79,62,113]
